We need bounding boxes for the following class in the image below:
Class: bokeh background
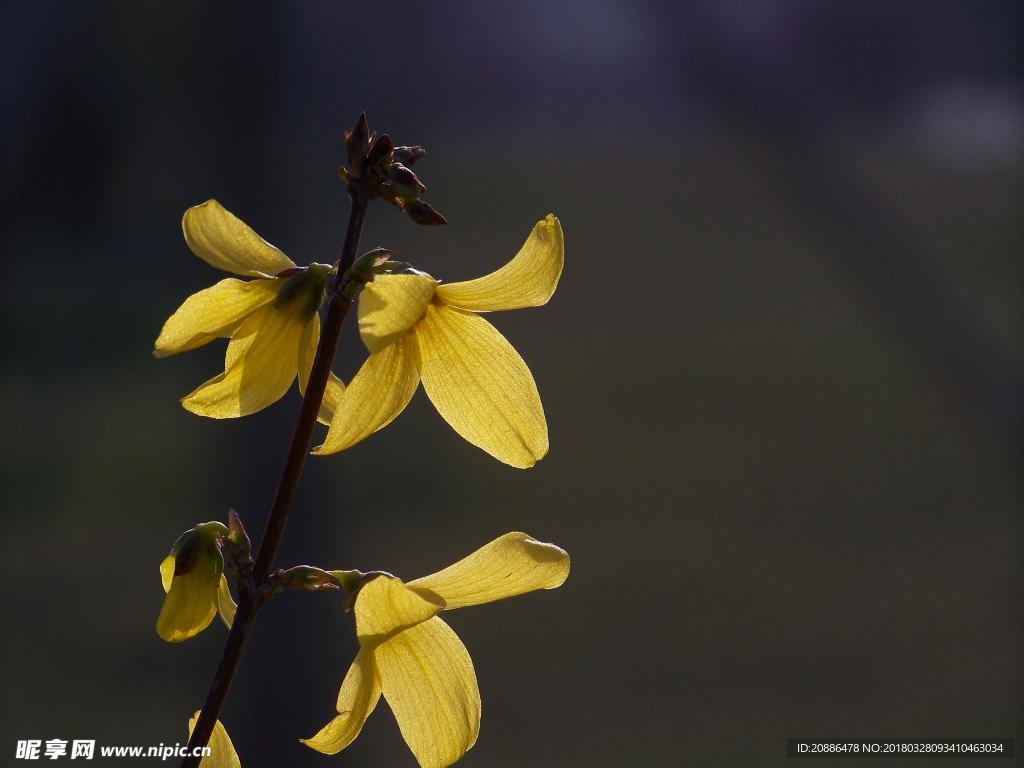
[2,1,1021,765]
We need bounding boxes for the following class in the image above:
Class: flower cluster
[155,134,568,767]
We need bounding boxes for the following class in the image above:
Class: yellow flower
[313,214,563,468]
[302,532,570,768]
[187,712,240,768]
[157,522,236,643]
[154,200,343,419]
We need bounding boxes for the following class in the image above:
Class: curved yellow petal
[297,315,346,426]
[157,568,220,643]
[375,616,480,768]
[312,335,420,455]
[301,649,381,755]
[409,532,570,610]
[160,554,176,593]
[355,575,445,646]
[417,305,548,468]
[216,576,236,629]
[436,214,563,312]
[181,303,305,418]
[182,200,295,278]
[358,273,437,353]
[154,278,280,358]
[188,712,241,768]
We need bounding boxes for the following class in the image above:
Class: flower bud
[393,145,426,165]
[365,133,394,167]
[389,163,427,201]
[344,112,370,164]
[405,199,448,226]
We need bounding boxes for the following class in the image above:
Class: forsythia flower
[187,713,240,768]
[154,200,343,419]
[157,522,236,643]
[302,532,570,767]
[313,215,564,468]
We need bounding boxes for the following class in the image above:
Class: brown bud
[366,133,394,166]
[405,199,448,226]
[344,112,370,163]
[389,163,427,200]
[393,145,426,165]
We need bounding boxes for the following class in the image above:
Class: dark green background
[1,2,1020,765]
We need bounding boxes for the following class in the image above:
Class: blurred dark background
[1,1,1021,765]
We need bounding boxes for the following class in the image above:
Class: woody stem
[181,181,369,768]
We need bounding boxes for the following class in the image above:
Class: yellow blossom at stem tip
[154,200,343,420]
[313,215,564,468]
[302,532,570,768]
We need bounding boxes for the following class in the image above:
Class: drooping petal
[160,554,176,593]
[358,273,437,353]
[216,576,236,629]
[417,305,548,468]
[297,314,346,426]
[355,575,445,645]
[301,649,382,755]
[409,532,570,610]
[436,214,563,312]
[182,200,295,278]
[154,278,280,358]
[312,335,420,455]
[188,712,241,768]
[181,302,306,418]
[375,616,480,768]
[157,568,220,643]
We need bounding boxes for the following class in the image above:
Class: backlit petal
[375,616,480,768]
[217,576,236,629]
[160,555,175,593]
[183,200,295,277]
[301,649,381,755]
[417,305,548,468]
[297,314,345,426]
[409,532,570,610]
[157,569,220,643]
[355,575,444,645]
[181,303,305,418]
[312,335,420,455]
[188,712,241,768]
[436,215,563,312]
[358,273,437,353]
[154,278,280,357]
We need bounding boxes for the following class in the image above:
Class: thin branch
[181,183,369,768]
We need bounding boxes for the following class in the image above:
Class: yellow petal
[417,305,548,468]
[154,278,280,358]
[358,273,437,353]
[312,335,420,455]
[217,576,236,629]
[297,314,346,426]
[160,554,175,593]
[183,200,295,278]
[375,616,480,768]
[188,712,241,768]
[354,575,445,645]
[436,215,563,312]
[301,649,381,754]
[181,303,305,418]
[157,568,220,643]
[409,532,570,610]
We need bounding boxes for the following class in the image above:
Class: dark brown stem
[181,185,369,768]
